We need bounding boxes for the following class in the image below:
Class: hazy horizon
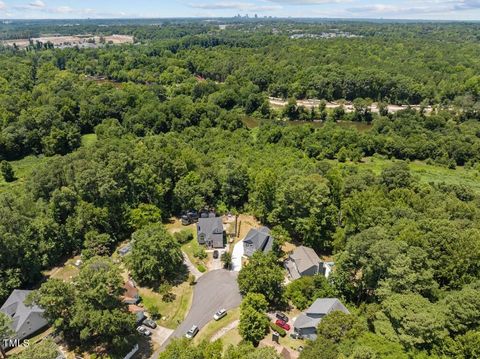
[0,0,479,21]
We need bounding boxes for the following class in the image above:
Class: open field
[2,34,134,49]
[242,116,372,132]
[344,157,480,193]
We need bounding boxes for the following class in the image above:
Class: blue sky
[0,0,480,20]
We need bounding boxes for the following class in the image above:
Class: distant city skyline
[0,0,479,21]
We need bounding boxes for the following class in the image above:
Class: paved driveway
[150,325,174,348]
[231,240,244,272]
[153,269,242,356]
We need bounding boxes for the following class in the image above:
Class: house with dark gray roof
[293,298,349,340]
[197,216,224,248]
[243,227,274,257]
[0,290,48,341]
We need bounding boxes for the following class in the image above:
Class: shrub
[194,247,207,260]
[269,322,286,337]
[197,264,207,273]
[149,305,161,320]
[174,230,193,244]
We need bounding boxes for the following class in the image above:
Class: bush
[194,247,207,260]
[269,322,286,337]
[197,264,207,273]
[149,305,161,320]
[174,230,193,244]
[188,274,196,285]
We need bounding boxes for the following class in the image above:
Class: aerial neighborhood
[0,207,345,359]
[1,13,479,359]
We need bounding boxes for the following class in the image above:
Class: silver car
[185,325,199,339]
[213,309,227,321]
[137,326,152,337]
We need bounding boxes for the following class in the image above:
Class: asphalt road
[154,269,242,355]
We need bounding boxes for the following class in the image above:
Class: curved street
[152,269,242,357]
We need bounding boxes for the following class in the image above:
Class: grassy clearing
[0,133,97,193]
[139,281,193,330]
[278,334,304,352]
[43,256,81,282]
[81,133,98,147]
[194,307,240,344]
[345,157,480,193]
[242,117,372,132]
[0,155,48,192]
[219,328,242,349]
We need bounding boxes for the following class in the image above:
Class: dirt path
[210,320,240,342]
[182,251,203,279]
[269,97,433,115]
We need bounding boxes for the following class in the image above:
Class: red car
[275,319,291,331]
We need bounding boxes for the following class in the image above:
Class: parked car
[275,312,289,322]
[185,325,199,339]
[143,318,157,329]
[213,308,227,320]
[182,211,199,225]
[275,319,291,331]
[137,326,152,337]
[213,250,219,259]
[290,332,303,340]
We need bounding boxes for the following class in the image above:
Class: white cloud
[267,0,351,4]
[52,6,74,14]
[346,1,480,16]
[0,1,7,10]
[29,0,46,8]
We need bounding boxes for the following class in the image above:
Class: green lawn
[139,281,193,329]
[345,157,480,193]
[194,307,240,344]
[219,328,242,349]
[181,237,207,272]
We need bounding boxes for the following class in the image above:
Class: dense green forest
[0,19,480,358]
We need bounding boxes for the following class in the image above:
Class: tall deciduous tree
[374,293,447,353]
[0,312,13,359]
[127,223,183,287]
[32,257,135,352]
[129,203,162,230]
[12,339,59,359]
[0,161,15,182]
[237,252,284,305]
[269,174,337,251]
[239,293,270,346]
